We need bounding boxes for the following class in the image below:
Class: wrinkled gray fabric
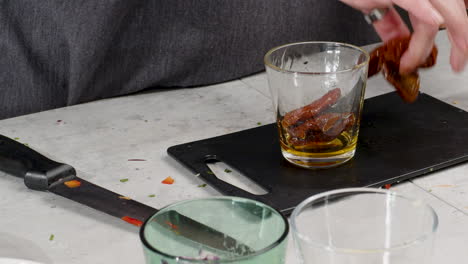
[0,0,396,119]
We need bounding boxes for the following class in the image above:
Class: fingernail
[452,53,467,72]
[455,37,468,55]
[455,59,467,72]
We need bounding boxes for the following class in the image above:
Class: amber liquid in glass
[277,119,358,167]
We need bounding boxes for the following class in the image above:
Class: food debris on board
[49,234,55,241]
[119,196,131,200]
[384,184,392,190]
[165,221,178,230]
[64,180,81,188]
[128,159,146,161]
[224,169,232,173]
[120,178,129,183]
[11,137,29,146]
[121,216,143,227]
[148,194,156,198]
[198,184,207,188]
[432,184,455,188]
[162,176,174,185]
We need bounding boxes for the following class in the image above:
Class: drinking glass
[140,196,289,263]
[290,188,438,264]
[264,42,369,168]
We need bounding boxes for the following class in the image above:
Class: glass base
[281,148,355,169]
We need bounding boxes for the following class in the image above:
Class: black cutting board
[168,92,468,215]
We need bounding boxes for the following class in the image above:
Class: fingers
[450,42,467,72]
[339,1,411,41]
[399,14,439,73]
[393,0,444,25]
[342,0,443,25]
[430,0,468,61]
[372,8,411,41]
[447,30,468,71]
[340,0,467,72]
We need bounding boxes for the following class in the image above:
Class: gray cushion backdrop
[0,0,397,119]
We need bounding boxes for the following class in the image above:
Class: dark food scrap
[282,88,355,147]
[382,61,420,103]
[282,88,341,128]
[288,113,355,145]
[368,36,438,102]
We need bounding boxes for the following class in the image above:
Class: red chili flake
[165,221,178,230]
[121,216,143,227]
[384,184,392,190]
[162,176,174,185]
[128,159,146,161]
[64,180,81,188]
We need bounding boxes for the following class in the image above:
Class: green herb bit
[24,143,29,146]
[257,122,262,125]
[224,169,232,173]
[206,171,214,175]
[49,234,55,241]
[120,178,129,183]
[198,184,207,188]
[148,194,156,198]
[14,137,20,140]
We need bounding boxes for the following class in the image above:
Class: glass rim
[264,41,370,75]
[140,196,290,263]
[290,187,439,253]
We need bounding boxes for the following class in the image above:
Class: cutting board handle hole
[204,159,269,196]
[204,155,219,163]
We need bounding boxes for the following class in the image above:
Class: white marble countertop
[0,32,467,264]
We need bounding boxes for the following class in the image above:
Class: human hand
[340,0,468,73]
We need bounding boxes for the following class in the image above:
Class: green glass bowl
[140,196,289,263]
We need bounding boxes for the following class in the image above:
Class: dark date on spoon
[368,36,438,103]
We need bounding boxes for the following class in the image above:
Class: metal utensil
[0,134,254,256]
